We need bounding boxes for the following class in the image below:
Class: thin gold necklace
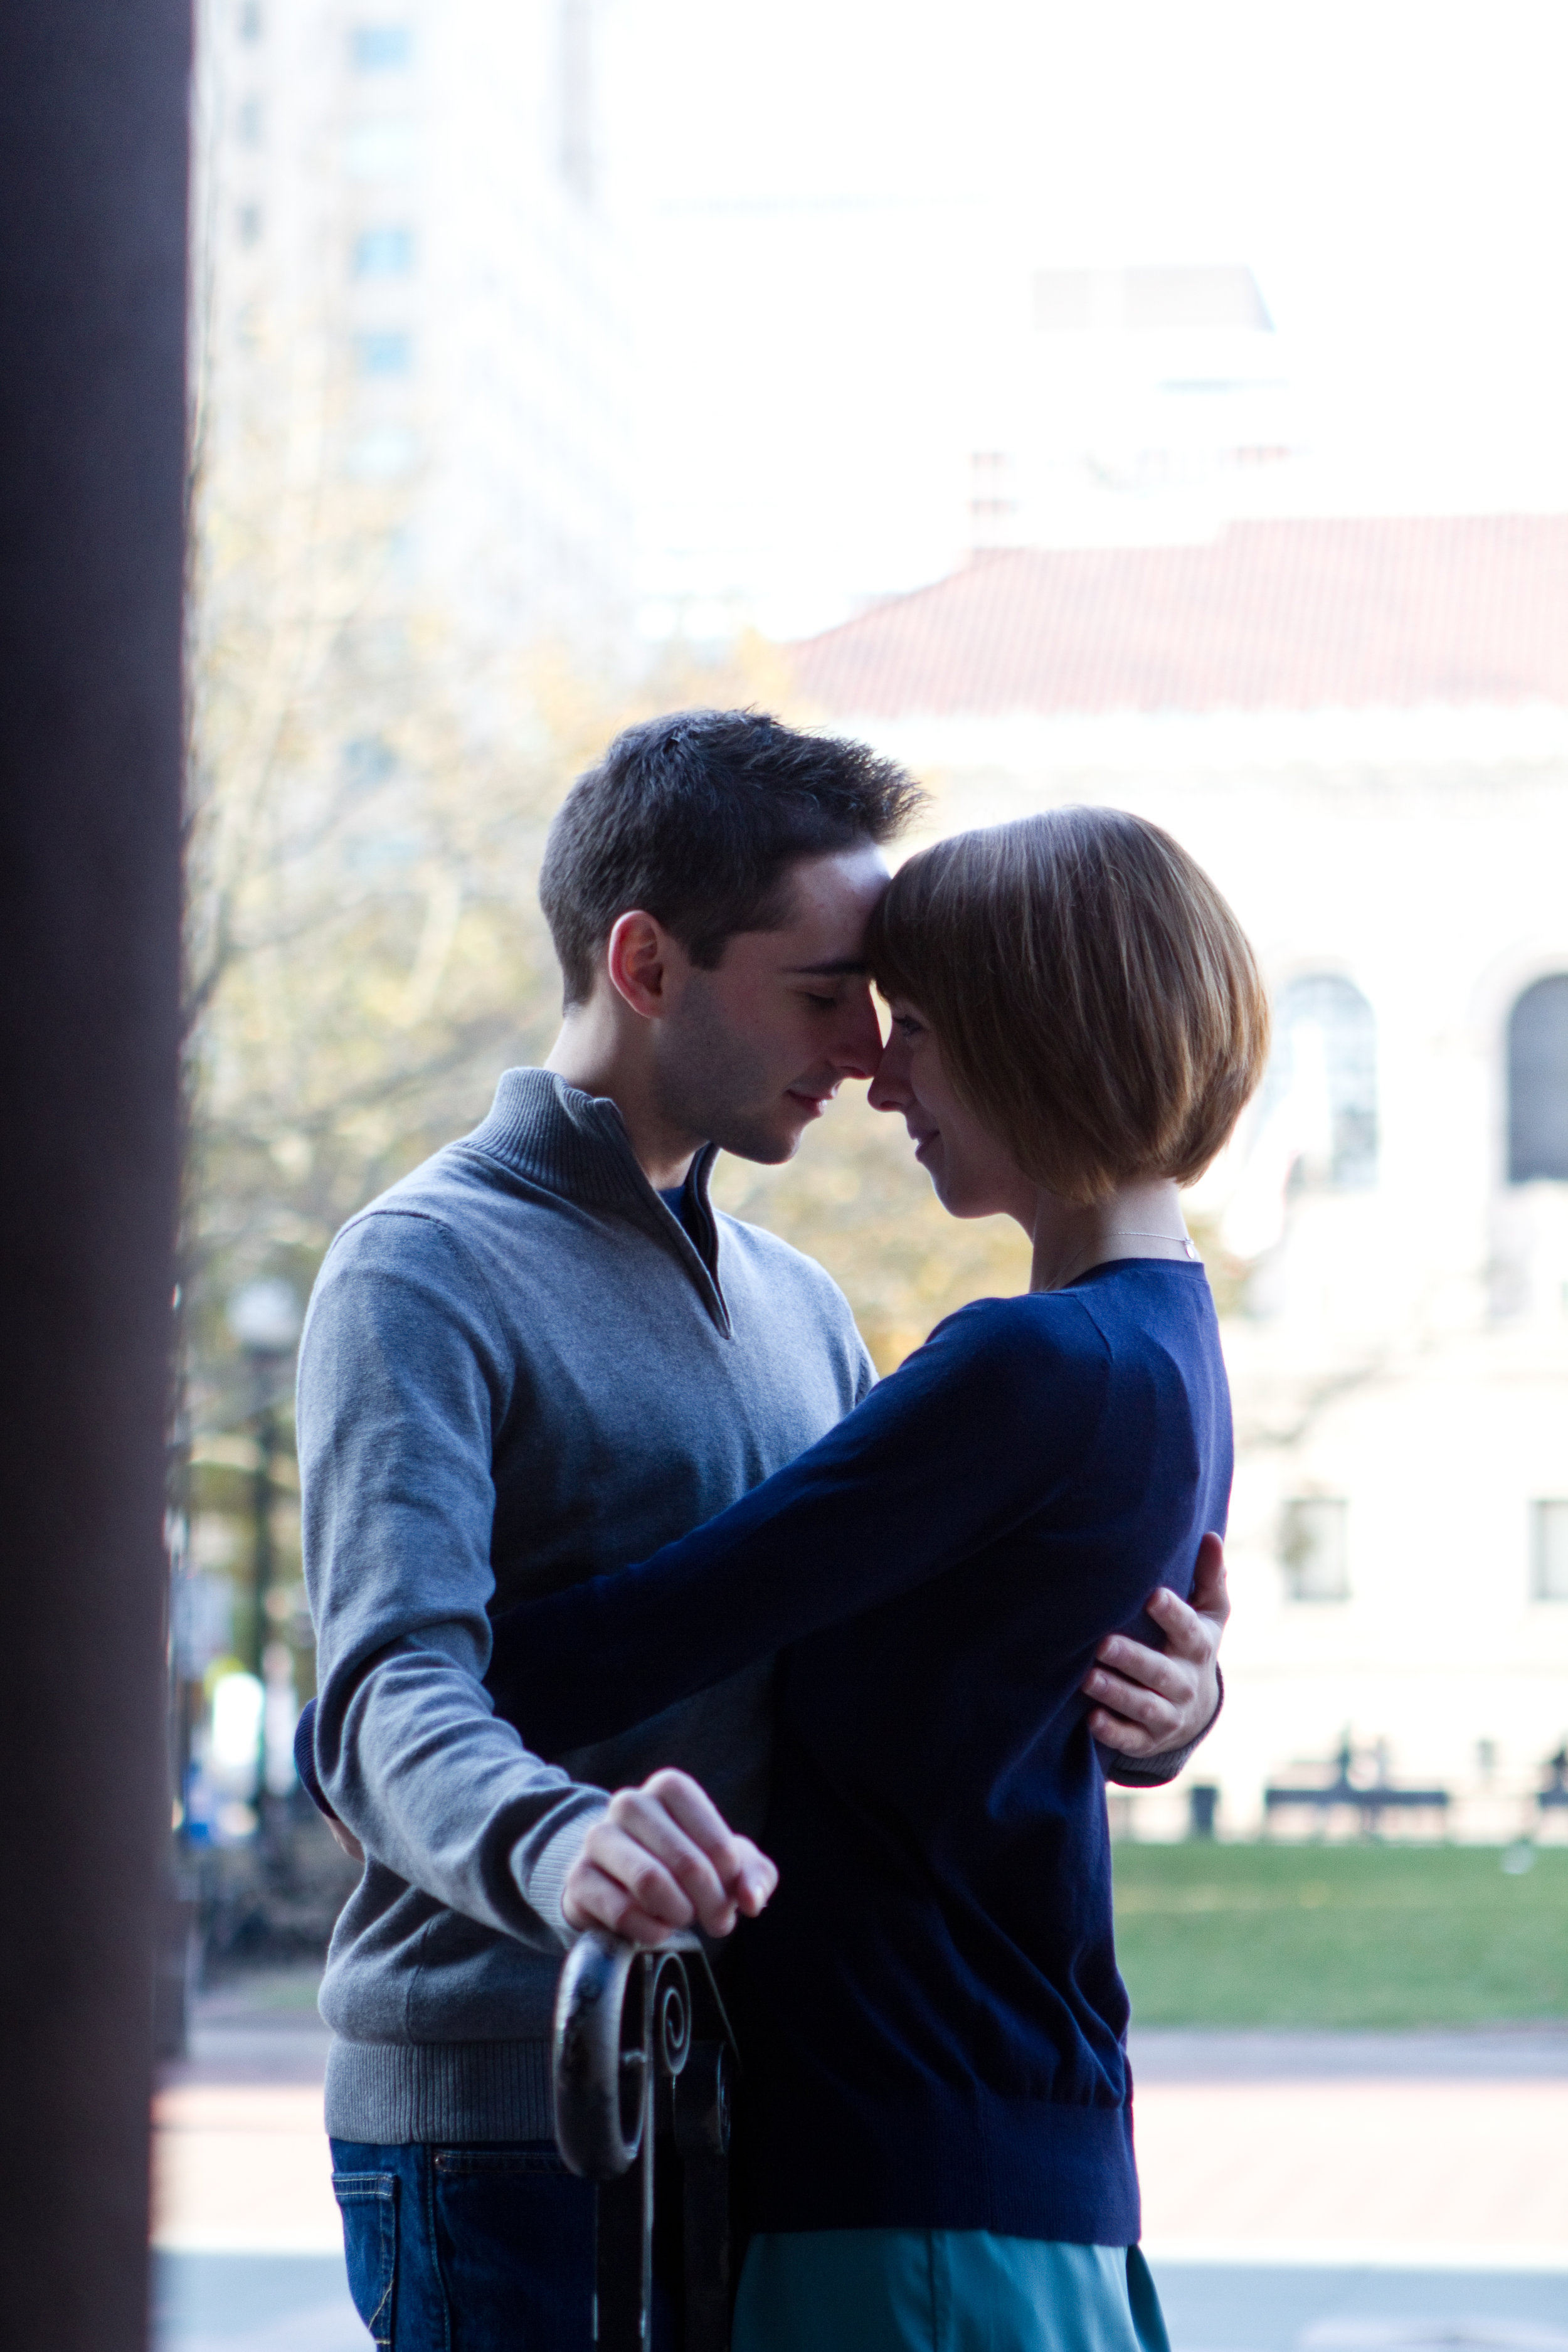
[1100,1228,1200,1258]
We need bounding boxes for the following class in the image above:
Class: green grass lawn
[1111,1841,1568,2028]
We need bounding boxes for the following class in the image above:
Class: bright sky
[603,0,1568,635]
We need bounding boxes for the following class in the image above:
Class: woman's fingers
[1083,1668,1183,1748]
[1140,1588,1211,1662]
[1083,1619,1214,1749]
[1083,1629,1192,1748]
[1141,1536,1229,1661]
[1092,1633,1189,1696]
[1083,1538,1227,1756]
[1085,1705,1167,1752]
[1189,1530,1231,1626]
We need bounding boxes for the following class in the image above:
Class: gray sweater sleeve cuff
[1098,1666,1224,1789]
[508,1793,610,1947]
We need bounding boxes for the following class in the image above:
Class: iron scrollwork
[553,1929,738,2351]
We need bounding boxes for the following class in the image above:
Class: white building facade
[793,518,1568,1840]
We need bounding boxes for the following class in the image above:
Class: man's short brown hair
[867,807,1269,1206]
[539,709,924,1007]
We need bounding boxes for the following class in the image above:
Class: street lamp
[226,1279,302,1816]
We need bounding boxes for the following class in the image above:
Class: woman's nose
[867,1029,909,1112]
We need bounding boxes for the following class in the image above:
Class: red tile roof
[788,517,1568,717]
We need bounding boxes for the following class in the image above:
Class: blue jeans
[331,2139,595,2349]
[330,2139,680,2351]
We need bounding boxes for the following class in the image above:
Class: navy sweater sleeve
[485,1296,1109,1754]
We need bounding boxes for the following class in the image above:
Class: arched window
[1508,975,1568,1183]
[1257,974,1379,1192]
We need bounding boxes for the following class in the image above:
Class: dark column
[0,3,190,2345]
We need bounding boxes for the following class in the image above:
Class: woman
[487,806,1268,2352]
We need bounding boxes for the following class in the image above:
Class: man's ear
[605,909,682,1021]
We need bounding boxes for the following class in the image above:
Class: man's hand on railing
[1080,1530,1229,1759]
[563,1767,779,1948]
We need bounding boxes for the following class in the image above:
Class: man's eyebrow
[780,957,869,976]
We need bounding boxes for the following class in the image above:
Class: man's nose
[828,983,886,1081]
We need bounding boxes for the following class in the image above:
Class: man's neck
[545,1012,703,1191]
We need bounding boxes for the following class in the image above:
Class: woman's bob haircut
[867,807,1269,1207]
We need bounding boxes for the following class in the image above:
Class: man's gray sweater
[299,1067,872,2145]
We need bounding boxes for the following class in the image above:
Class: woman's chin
[918,1157,951,1209]
[931,1173,1023,1225]
[928,1172,978,1220]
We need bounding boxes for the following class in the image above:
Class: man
[300,709,1226,2347]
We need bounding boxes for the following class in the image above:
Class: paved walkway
[151,2010,1568,2347]
[1130,2030,1568,2274]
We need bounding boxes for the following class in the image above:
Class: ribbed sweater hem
[324,2036,556,2144]
[739,2089,1141,2243]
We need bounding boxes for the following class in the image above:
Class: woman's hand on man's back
[1081,1532,1229,1759]
[562,1767,779,1947]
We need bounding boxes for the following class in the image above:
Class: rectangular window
[345,427,419,479]
[352,25,412,69]
[236,204,262,247]
[1281,1497,1350,1601]
[238,0,262,37]
[345,121,416,179]
[1532,1500,1568,1599]
[354,329,413,377]
[352,227,415,278]
[236,94,262,145]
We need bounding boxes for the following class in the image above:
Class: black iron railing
[553,1930,738,2351]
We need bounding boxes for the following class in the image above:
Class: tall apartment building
[194,0,633,673]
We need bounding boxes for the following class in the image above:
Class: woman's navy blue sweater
[485,1259,1232,2246]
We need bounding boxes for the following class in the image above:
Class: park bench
[1263,1738,1449,1836]
[553,1928,738,2351]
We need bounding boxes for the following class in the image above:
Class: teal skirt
[733,2231,1170,2352]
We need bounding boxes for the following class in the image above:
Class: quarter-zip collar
[460,1066,729,1333]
